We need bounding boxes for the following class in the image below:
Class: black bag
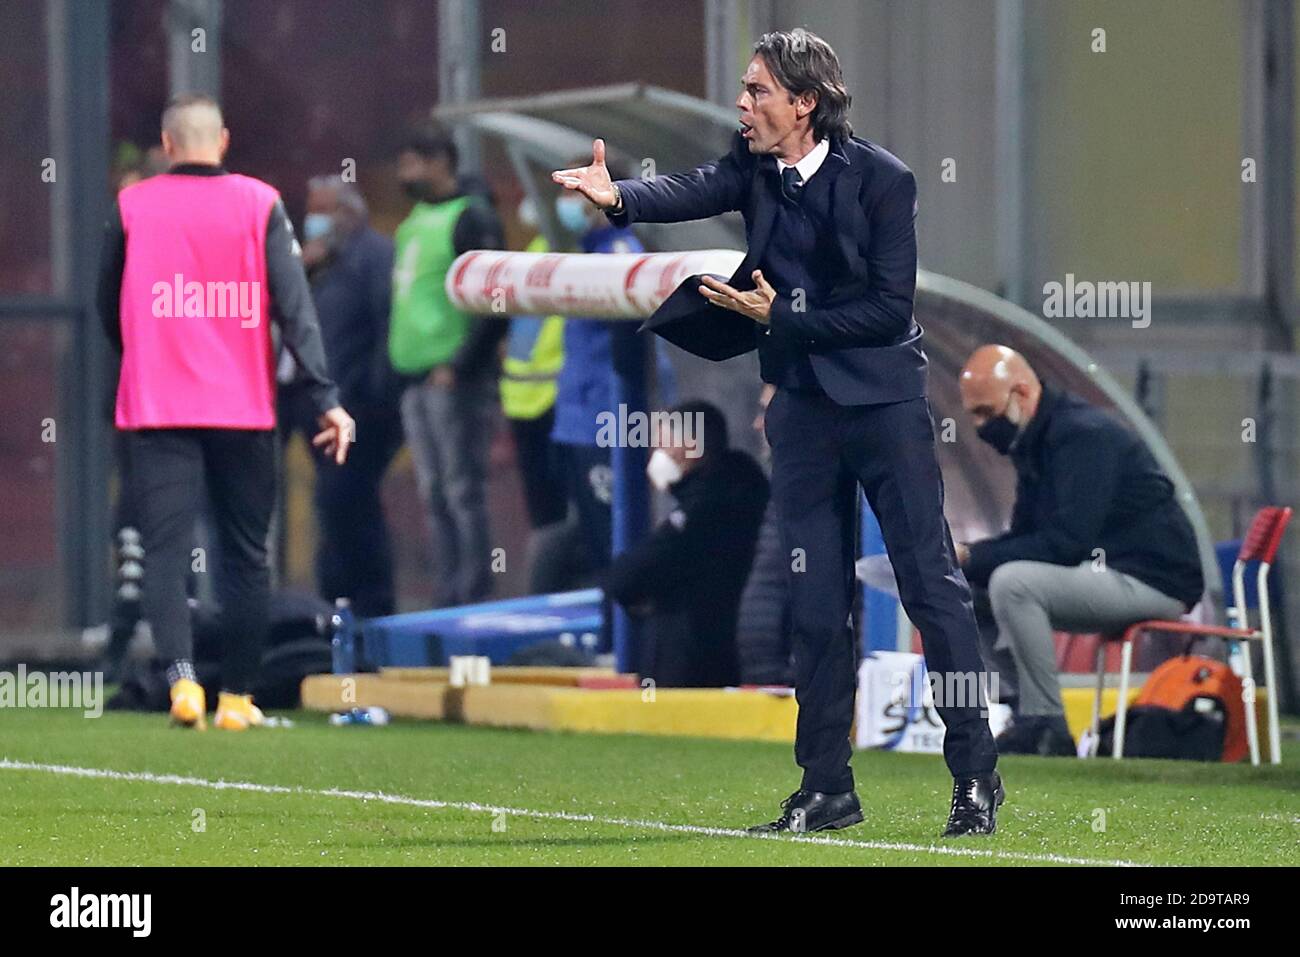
[107,589,333,712]
[1097,703,1227,762]
[253,637,333,708]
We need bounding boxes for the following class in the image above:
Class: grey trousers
[400,378,496,607]
[984,560,1186,717]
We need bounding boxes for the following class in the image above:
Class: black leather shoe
[942,771,1005,837]
[748,789,864,834]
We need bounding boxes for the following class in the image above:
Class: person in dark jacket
[956,345,1205,756]
[606,401,769,687]
[279,176,402,617]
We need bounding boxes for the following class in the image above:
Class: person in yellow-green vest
[390,126,507,607]
[499,228,573,593]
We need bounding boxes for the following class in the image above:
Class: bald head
[160,94,228,166]
[959,344,1042,429]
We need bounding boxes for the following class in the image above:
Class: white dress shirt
[776,137,829,183]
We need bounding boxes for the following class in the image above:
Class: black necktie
[780,166,803,204]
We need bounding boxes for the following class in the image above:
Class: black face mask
[976,396,1022,455]
[400,179,435,202]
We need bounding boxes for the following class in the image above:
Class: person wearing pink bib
[96,93,354,731]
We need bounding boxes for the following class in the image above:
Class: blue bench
[330,589,605,672]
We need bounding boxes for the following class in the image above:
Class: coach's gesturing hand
[551,139,619,210]
[313,406,355,465]
[699,270,777,324]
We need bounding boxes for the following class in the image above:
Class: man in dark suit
[553,29,1001,837]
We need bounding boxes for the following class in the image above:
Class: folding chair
[1090,505,1292,764]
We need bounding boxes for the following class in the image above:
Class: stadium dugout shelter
[331,85,1221,684]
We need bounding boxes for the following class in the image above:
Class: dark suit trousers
[764,388,998,791]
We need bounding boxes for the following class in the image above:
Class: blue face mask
[554,195,590,235]
[303,212,334,243]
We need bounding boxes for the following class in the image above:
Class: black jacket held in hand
[605,449,769,687]
[964,385,1205,610]
[612,131,927,406]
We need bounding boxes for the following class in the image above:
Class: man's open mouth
[739,121,753,138]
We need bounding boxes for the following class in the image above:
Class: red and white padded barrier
[445,249,745,318]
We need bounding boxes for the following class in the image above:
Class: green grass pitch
[0,708,1296,866]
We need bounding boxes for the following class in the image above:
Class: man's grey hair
[161,93,224,149]
[307,175,369,220]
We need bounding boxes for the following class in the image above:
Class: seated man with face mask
[605,400,769,687]
[955,345,1204,756]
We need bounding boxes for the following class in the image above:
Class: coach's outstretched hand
[551,139,618,209]
[313,406,355,465]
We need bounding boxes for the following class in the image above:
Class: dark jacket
[605,449,769,687]
[303,225,397,414]
[611,131,926,406]
[965,385,1205,609]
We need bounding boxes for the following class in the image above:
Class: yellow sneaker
[169,678,207,730]
[214,691,263,731]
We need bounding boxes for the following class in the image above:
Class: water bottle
[329,706,390,727]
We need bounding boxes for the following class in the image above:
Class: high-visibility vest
[388,195,473,374]
[499,235,564,420]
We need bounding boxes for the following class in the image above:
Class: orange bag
[1134,655,1248,763]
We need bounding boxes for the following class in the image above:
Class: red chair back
[1236,506,1293,564]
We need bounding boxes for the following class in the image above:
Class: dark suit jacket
[964,386,1205,609]
[609,132,927,406]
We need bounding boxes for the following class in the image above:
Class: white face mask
[646,448,683,492]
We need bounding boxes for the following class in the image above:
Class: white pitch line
[0,758,1144,867]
